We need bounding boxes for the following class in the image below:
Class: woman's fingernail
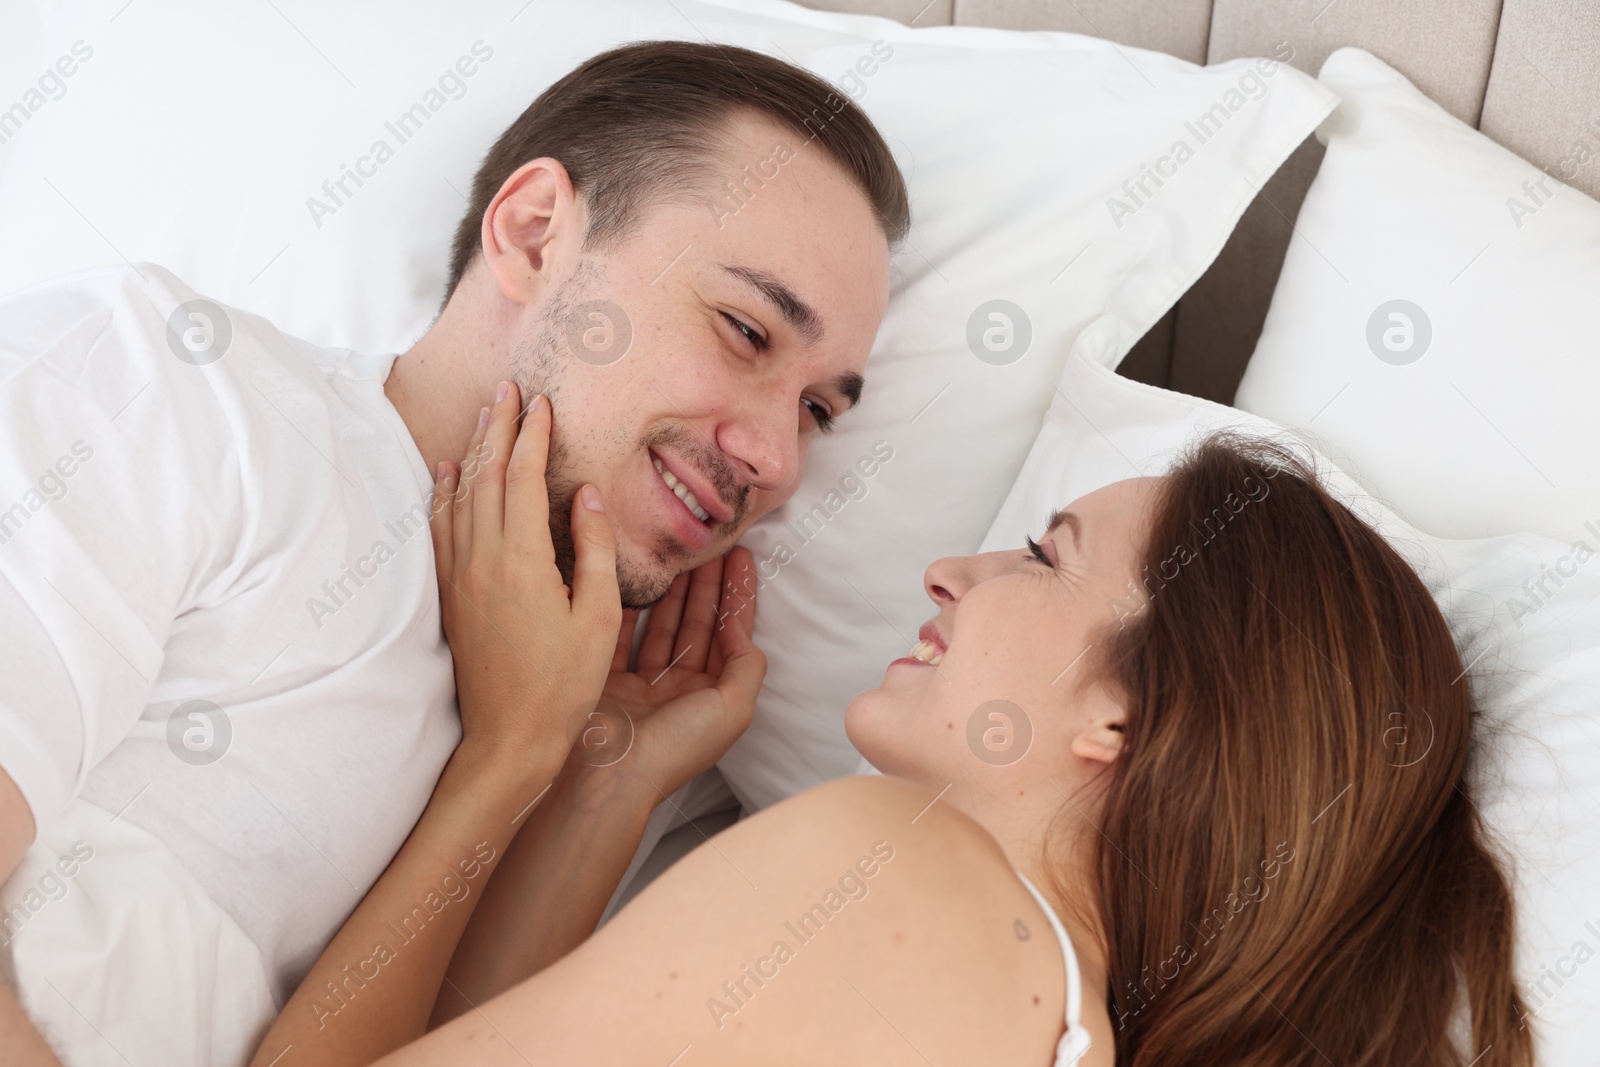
[580,484,605,513]
[436,461,449,483]
[495,380,509,404]
[477,406,490,430]
[529,393,544,414]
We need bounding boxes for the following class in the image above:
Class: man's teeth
[908,640,943,666]
[653,457,712,523]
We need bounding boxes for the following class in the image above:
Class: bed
[0,0,1595,1062]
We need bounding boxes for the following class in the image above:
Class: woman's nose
[925,549,1019,606]
[924,555,967,605]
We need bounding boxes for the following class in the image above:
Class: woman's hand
[431,380,622,780]
[428,555,765,1021]
[569,544,767,805]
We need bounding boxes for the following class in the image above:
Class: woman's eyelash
[1025,535,1052,566]
[721,311,768,351]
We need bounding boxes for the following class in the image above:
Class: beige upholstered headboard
[804,0,1600,402]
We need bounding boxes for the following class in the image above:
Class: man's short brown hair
[444,40,910,301]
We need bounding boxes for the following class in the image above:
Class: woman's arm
[426,748,655,1027]
[247,745,552,1067]
[248,383,622,1067]
[0,771,62,1065]
[433,538,766,1023]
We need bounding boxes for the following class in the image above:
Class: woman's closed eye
[1025,535,1055,568]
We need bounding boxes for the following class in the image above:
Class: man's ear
[479,157,585,306]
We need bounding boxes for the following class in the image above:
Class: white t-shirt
[0,264,460,1003]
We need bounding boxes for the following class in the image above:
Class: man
[0,40,907,1064]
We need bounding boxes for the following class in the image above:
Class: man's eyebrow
[833,371,864,410]
[723,264,824,346]
[1045,508,1082,551]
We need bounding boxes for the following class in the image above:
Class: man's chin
[550,511,688,608]
[616,552,684,611]
[617,537,747,609]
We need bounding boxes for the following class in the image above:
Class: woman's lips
[907,621,947,664]
[895,623,946,668]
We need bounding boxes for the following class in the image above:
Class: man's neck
[383,290,508,480]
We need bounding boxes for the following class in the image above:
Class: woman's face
[845,476,1163,828]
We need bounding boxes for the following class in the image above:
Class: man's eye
[803,397,835,434]
[721,311,767,351]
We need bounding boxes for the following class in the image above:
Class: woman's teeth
[908,640,943,666]
[654,457,712,523]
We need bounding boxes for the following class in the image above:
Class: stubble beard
[514,266,691,610]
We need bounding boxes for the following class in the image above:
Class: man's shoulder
[0,262,351,415]
[2,261,189,328]
[0,263,383,515]
[0,261,340,359]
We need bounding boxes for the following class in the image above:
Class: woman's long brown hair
[1071,431,1532,1066]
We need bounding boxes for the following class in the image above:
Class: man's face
[513,115,892,608]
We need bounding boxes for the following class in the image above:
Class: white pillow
[983,315,1600,1065]
[0,0,1335,811]
[1234,47,1600,543]
[0,3,48,175]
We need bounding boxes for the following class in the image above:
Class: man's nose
[715,398,801,494]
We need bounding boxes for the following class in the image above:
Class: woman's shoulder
[732,775,1097,1064]
[520,773,1107,1065]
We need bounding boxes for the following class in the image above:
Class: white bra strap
[1016,871,1094,1066]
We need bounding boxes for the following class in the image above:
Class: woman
[264,384,1532,1066]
